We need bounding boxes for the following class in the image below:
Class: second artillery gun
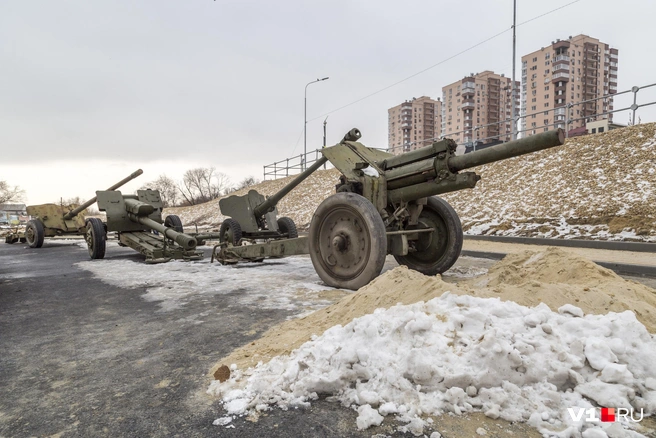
[91,189,203,263]
[215,128,566,290]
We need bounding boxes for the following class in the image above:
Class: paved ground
[1,240,654,438]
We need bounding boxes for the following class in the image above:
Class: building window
[591,128,596,133]
[598,127,604,133]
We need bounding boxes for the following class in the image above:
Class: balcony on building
[461,99,475,110]
[552,72,570,83]
[553,63,569,74]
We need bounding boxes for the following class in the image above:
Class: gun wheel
[86,217,106,259]
[277,216,298,239]
[219,218,243,246]
[309,193,386,290]
[164,215,184,233]
[25,220,45,248]
[394,196,462,275]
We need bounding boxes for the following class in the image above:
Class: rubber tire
[219,218,243,246]
[309,192,387,290]
[164,215,184,233]
[25,219,45,248]
[86,217,106,259]
[394,196,463,276]
[277,216,298,239]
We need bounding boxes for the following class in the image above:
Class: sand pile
[211,248,656,377]
[460,247,656,332]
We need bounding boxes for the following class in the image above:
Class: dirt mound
[461,247,656,332]
[211,248,656,377]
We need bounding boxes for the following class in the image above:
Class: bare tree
[178,167,231,205]
[0,181,25,204]
[140,175,179,207]
[56,196,98,215]
[234,176,260,192]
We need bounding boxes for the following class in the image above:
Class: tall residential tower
[387,96,442,155]
[521,34,618,136]
[441,71,520,146]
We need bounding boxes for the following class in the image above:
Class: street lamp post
[304,77,329,170]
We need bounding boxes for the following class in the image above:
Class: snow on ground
[76,256,334,313]
[166,123,656,241]
[209,290,656,437]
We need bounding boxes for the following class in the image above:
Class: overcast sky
[1,0,655,204]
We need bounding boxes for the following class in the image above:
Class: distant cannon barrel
[448,129,565,172]
[253,156,328,218]
[64,169,144,220]
[128,213,198,250]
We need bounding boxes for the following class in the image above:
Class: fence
[264,82,656,179]
[262,149,329,180]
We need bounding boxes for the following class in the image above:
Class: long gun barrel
[64,169,144,220]
[253,156,328,218]
[386,129,565,204]
[123,198,197,250]
[448,129,565,172]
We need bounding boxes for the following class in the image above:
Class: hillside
[167,123,656,241]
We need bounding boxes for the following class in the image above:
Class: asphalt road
[0,241,406,438]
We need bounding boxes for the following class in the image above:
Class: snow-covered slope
[167,123,656,241]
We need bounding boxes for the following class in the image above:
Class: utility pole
[511,0,517,140]
[322,116,328,169]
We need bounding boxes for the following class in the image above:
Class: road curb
[461,250,656,278]
[464,235,656,253]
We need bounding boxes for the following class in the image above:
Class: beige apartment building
[441,71,520,146]
[387,96,442,155]
[521,34,618,136]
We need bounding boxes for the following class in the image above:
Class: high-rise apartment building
[521,34,618,136]
[441,71,520,146]
[388,96,442,155]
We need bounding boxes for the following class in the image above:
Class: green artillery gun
[92,189,203,263]
[19,169,144,248]
[215,128,565,290]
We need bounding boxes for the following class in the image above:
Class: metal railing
[263,149,330,180]
[263,82,656,179]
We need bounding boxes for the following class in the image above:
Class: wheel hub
[317,209,369,278]
[332,234,349,252]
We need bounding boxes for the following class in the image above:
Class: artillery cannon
[19,169,143,248]
[215,129,565,289]
[93,189,203,263]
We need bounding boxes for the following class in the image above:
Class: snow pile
[209,293,656,437]
[76,257,335,313]
[167,123,656,241]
